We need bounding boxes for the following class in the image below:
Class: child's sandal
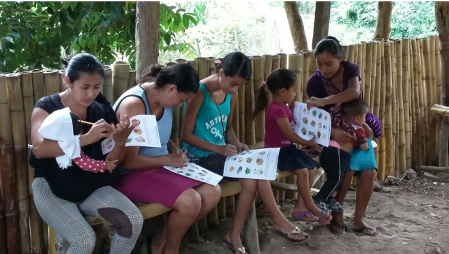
[318,210,332,225]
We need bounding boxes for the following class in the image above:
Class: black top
[29,93,119,202]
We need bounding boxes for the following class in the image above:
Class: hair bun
[326,36,342,49]
[149,64,164,77]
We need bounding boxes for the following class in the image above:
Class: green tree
[0,1,199,72]
[331,1,437,40]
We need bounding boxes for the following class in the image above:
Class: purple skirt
[112,168,202,207]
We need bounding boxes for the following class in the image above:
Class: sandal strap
[287,227,303,236]
[233,246,247,253]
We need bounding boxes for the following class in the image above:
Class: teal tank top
[113,85,172,159]
[183,83,231,158]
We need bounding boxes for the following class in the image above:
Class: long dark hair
[138,63,200,93]
[215,52,251,80]
[252,69,297,119]
[314,36,342,59]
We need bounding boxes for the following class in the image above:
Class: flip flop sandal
[221,239,247,254]
[292,211,319,221]
[317,210,332,225]
[271,227,310,245]
[352,226,379,237]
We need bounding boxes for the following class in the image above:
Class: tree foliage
[332,1,437,40]
[0,1,199,72]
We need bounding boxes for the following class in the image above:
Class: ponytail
[252,85,270,120]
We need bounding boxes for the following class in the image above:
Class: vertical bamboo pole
[22,71,44,254]
[263,54,273,79]
[347,44,356,63]
[253,56,264,143]
[245,58,256,146]
[112,61,130,104]
[376,40,386,180]
[360,42,367,94]
[418,39,429,165]
[58,71,65,92]
[411,39,421,167]
[435,36,442,159]
[391,41,399,175]
[238,79,246,143]
[423,38,434,164]
[272,55,280,70]
[207,58,216,76]
[2,74,21,254]
[395,40,406,174]
[341,45,349,61]
[364,42,373,108]
[43,71,60,96]
[402,39,412,169]
[373,42,381,118]
[383,42,393,177]
[196,57,209,231]
[0,75,8,254]
[103,66,113,103]
[429,36,439,154]
[127,71,136,89]
[370,42,379,108]
[278,53,287,69]
[32,71,44,103]
[302,52,311,103]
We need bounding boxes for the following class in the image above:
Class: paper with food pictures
[293,102,331,147]
[125,115,161,147]
[223,148,280,180]
[164,163,223,186]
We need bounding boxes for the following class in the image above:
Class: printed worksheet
[223,148,280,180]
[293,102,331,147]
[126,115,161,148]
[164,163,223,186]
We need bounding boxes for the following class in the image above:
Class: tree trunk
[284,1,308,52]
[436,2,449,166]
[136,1,160,77]
[372,1,393,40]
[312,1,331,48]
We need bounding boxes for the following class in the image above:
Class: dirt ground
[179,174,449,254]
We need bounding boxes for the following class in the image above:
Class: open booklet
[293,102,331,147]
[223,148,280,180]
[164,163,223,186]
[101,115,161,155]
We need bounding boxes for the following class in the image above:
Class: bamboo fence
[0,36,442,253]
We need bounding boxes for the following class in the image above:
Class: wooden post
[364,42,373,108]
[43,71,60,96]
[245,58,256,146]
[226,196,235,217]
[372,1,392,40]
[32,71,44,103]
[135,1,160,76]
[0,75,8,254]
[312,2,331,48]
[217,198,226,219]
[395,40,406,174]
[376,40,386,180]
[341,45,349,61]
[423,38,435,164]
[278,53,287,69]
[302,52,311,103]
[384,42,394,177]
[127,71,136,90]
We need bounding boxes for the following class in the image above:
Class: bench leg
[243,201,260,254]
[49,227,56,254]
[186,223,202,244]
[217,198,226,219]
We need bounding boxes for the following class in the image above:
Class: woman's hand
[363,123,374,139]
[113,114,138,144]
[331,128,353,146]
[307,137,323,153]
[307,97,327,109]
[85,119,114,144]
[165,152,188,168]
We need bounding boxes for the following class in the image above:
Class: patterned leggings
[32,178,143,254]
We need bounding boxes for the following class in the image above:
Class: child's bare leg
[225,179,257,250]
[352,169,377,235]
[294,169,322,217]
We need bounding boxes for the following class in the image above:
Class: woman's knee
[98,207,143,239]
[199,184,221,202]
[173,189,202,215]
